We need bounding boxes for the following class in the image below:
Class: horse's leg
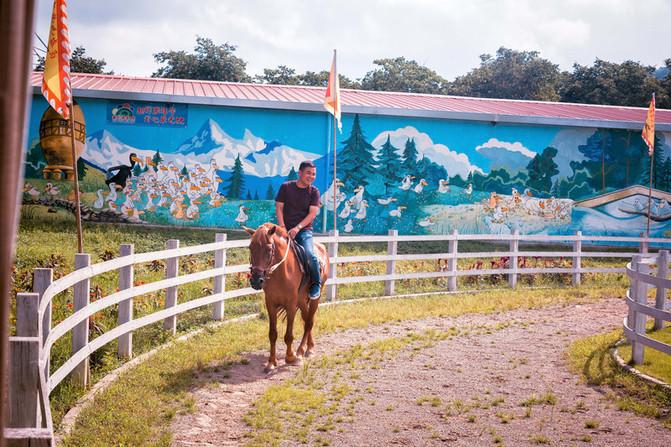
[304,297,319,357]
[264,303,278,373]
[296,298,309,358]
[284,305,300,365]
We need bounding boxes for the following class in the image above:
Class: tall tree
[286,166,298,181]
[225,154,245,199]
[449,47,562,101]
[560,59,668,107]
[254,65,300,85]
[35,46,113,74]
[376,135,403,195]
[266,183,275,200]
[576,130,616,191]
[401,138,418,174]
[153,37,250,82]
[526,147,559,194]
[361,57,448,94]
[338,114,377,187]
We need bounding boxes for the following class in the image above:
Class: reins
[267,235,292,275]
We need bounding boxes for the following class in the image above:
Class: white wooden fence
[6,230,670,445]
[624,251,671,364]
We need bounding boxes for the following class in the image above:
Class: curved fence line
[8,229,671,444]
[624,252,671,365]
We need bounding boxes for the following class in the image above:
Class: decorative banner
[324,50,342,132]
[41,0,71,119]
[107,101,188,127]
[642,93,655,156]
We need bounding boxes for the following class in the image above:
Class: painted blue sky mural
[23,95,671,239]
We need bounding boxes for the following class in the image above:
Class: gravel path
[171,299,670,446]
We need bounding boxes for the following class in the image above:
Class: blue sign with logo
[107,101,188,127]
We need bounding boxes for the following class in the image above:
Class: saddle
[289,239,326,294]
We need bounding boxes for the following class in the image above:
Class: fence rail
[6,230,671,445]
[624,251,671,365]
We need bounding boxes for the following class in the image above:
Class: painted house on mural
[24,72,671,238]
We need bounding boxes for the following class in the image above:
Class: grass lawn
[617,326,671,384]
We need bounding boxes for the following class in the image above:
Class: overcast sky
[34,0,670,81]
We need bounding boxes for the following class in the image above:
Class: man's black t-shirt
[275,181,320,230]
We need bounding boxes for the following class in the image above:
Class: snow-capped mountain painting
[475,138,535,175]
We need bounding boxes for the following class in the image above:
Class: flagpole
[646,148,654,237]
[68,97,84,252]
[332,50,337,233]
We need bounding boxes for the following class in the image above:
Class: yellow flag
[642,93,655,156]
[323,50,341,132]
[41,0,72,119]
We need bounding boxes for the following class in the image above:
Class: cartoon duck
[170,196,186,219]
[24,183,41,199]
[464,183,473,199]
[350,185,365,210]
[399,175,414,191]
[235,205,249,224]
[339,200,353,219]
[413,179,428,194]
[44,182,60,198]
[418,216,436,227]
[377,197,397,205]
[93,189,105,209]
[437,179,450,194]
[106,153,139,189]
[354,200,369,220]
[208,192,224,207]
[186,202,200,220]
[344,219,354,233]
[389,206,407,218]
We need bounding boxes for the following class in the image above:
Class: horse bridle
[250,234,292,281]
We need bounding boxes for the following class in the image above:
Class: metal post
[212,233,226,321]
[385,230,398,295]
[72,254,90,387]
[508,229,519,288]
[448,229,458,291]
[326,230,338,302]
[117,245,134,359]
[653,250,668,331]
[640,232,649,254]
[164,239,179,334]
[572,231,582,286]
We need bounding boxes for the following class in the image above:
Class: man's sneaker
[309,283,321,300]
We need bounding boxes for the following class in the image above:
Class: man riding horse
[274,160,322,300]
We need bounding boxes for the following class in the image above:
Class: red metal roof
[30,72,671,129]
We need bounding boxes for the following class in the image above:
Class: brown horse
[244,223,329,372]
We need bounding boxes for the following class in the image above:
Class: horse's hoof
[264,363,276,374]
[305,350,315,358]
[285,355,302,365]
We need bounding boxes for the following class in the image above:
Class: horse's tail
[277,306,287,323]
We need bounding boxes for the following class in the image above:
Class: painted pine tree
[180,166,189,179]
[377,135,403,195]
[640,135,664,189]
[151,150,163,171]
[266,183,275,200]
[226,154,245,199]
[401,138,418,175]
[287,166,298,181]
[253,190,259,200]
[338,114,377,187]
[246,190,252,200]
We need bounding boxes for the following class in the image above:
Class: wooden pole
[646,151,654,237]
[68,100,84,253]
[1,1,37,443]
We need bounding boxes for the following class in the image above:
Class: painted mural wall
[23,95,671,238]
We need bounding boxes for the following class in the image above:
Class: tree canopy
[35,46,113,74]
[152,37,250,82]
[360,57,448,94]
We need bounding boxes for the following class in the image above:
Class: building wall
[23,95,671,237]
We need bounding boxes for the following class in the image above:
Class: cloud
[371,126,483,179]
[475,138,536,158]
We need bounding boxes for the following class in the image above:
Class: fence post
[385,229,398,296]
[164,239,180,334]
[326,230,338,302]
[508,229,519,288]
[72,253,91,387]
[572,231,582,286]
[9,294,40,428]
[448,229,458,292]
[631,255,648,364]
[117,244,134,359]
[653,250,668,331]
[213,233,227,321]
[33,268,52,381]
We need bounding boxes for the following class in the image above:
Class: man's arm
[275,201,286,227]
[288,205,319,238]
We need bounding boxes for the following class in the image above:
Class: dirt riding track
[172,299,670,446]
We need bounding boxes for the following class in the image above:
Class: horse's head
[244,223,287,290]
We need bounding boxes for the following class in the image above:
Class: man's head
[298,161,317,186]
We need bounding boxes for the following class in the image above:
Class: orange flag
[642,93,655,156]
[42,0,72,119]
[323,50,341,132]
